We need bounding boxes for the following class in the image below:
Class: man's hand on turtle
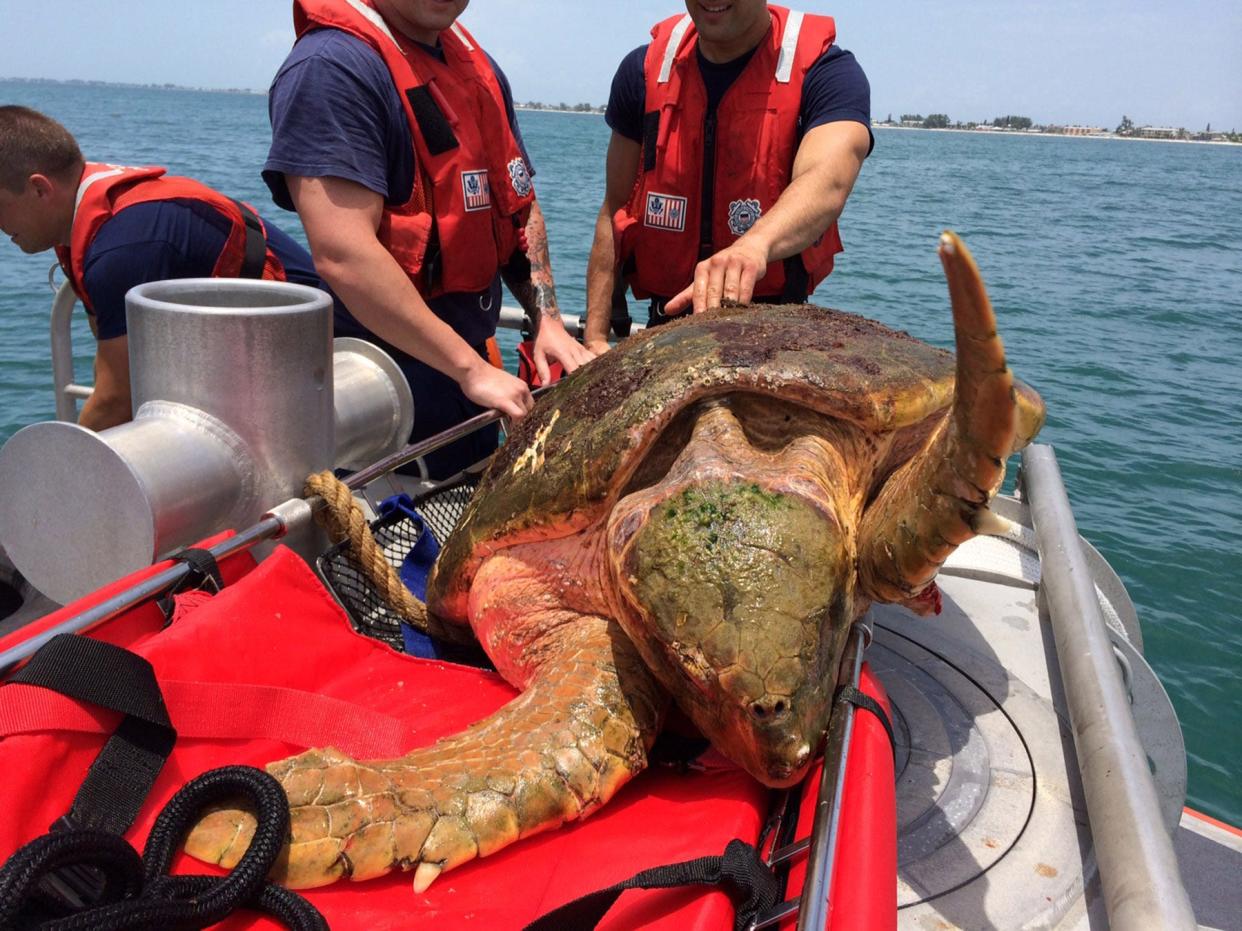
[461,363,534,420]
[533,320,594,384]
[665,239,770,316]
[584,338,612,357]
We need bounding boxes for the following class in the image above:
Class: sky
[1,0,1239,131]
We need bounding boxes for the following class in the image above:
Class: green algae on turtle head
[659,483,791,545]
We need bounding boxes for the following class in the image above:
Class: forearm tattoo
[517,211,562,329]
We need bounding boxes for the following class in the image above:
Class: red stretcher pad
[0,545,768,930]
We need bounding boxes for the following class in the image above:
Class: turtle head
[608,438,856,787]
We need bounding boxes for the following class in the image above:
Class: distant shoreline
[515,105,604,116]
[1,76,264,96]
[5,78,1235,144]
[873,124,1241,147]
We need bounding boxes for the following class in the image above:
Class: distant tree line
[878,110,1240,142]
[520,101,604,113]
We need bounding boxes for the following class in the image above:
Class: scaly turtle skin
[186,232,1046,892]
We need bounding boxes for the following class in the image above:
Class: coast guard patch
[508,158,533,197]
[645,192,687,232]
[461,170,491,211]
[728,198,762,236]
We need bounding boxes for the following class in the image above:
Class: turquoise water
[1,80,1239,825]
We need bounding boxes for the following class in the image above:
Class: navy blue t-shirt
[605,42,873,152]
[264,28,533,350]
[82,200,323,341]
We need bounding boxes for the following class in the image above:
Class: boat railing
[1021,445,1196,930]
[48,275,92,422]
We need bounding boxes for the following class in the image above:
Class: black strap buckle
[156,547,224,623]
[834,683,897,758]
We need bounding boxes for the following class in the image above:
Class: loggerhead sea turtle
[186,231,1045,891]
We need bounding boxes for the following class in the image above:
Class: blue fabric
[377,493,441,600]
[81,200,324,341]
[376,493,444,659]
[605,42,873,153]
[264,27,529,349]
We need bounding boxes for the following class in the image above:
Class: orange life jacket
[614,6,843,302]
[293,0,535,296]
[54,163,286,313]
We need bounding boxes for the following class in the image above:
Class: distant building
[1064,125,1108,136]
[1135,126,1180,139]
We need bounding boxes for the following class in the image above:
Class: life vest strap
[230,199,269,279]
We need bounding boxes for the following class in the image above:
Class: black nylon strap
[406,85,459,155]
[523,838,780,931]
[641,110,660,171]
[9,635,176,836]
[230,199,268,279]
[835,683,897,758]
[156,547,224,623]
[779,255,810,303]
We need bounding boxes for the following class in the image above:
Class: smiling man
[583,1,872,350]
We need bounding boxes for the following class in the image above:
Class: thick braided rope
[304,470,430,630]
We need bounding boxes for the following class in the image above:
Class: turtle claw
[413,862,442,893]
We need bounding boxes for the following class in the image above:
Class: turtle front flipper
[184,617,664,890]
[856,231,1045,614]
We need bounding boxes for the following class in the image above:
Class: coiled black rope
[0,765,326,931]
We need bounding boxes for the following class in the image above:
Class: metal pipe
[796,623,868,931]
[1021,444,1195,930]
[332,338,415,470]
[496,304,646,340]
[342,384,553,491]
[0,513,287,678]
[49,280,84,422]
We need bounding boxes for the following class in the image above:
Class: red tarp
[0,545,767,930]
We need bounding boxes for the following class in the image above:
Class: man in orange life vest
[583,1,873,353]
[0,105,327,431]
[264,0,593,478]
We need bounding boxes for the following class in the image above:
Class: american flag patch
[461,170,491,211]
[644,192,687,232]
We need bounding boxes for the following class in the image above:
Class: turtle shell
[427,303,956,619]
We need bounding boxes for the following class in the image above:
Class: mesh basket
[317,474,479,650]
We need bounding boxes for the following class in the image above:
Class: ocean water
[1,80,1239,825]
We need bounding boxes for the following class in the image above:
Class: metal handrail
[748,622,870,930]
[49,277,91,421]
[1021,444,1195,929]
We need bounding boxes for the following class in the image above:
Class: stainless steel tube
[0,513,287,678]
[49,280,83,422]
[1022,444,1195,930]
[332,337,414,470]
[796,623,868,931]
